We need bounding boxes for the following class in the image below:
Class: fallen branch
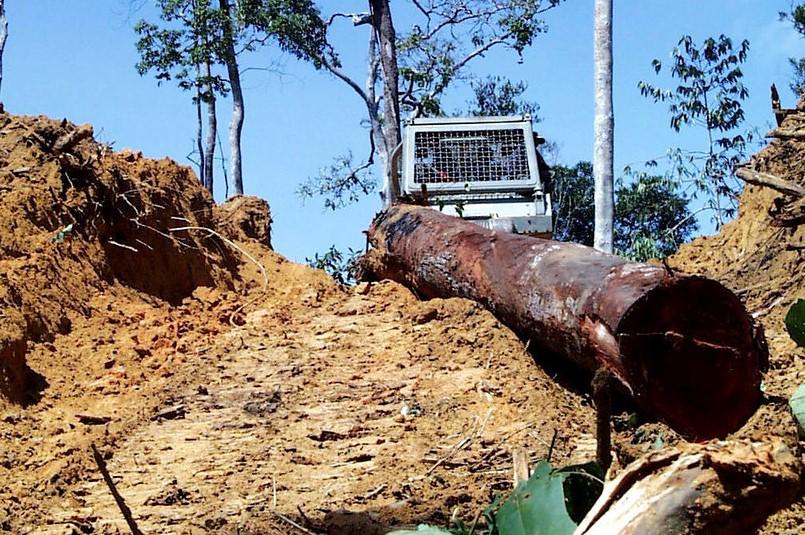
[361,205,767,440]
[575,440,801,534]
[91,443,143,535]
[735,168,805,198]
[766,127,805,140]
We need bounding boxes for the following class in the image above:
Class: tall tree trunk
[369,0,401,206]
[219,0,244,197]
[0,0,8,97]
[202,62,217,194]
[195,65,206,189]
[593,0,614,252]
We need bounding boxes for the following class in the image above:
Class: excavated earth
[0,109,802,534]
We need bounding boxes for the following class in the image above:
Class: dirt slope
[670,107,805,533]
[0,108,803,534]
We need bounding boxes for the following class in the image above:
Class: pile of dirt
[0,112,237,402]
[214,195,272,247]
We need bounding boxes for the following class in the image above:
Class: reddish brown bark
[361,205,767,440]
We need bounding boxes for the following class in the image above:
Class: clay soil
[0,110,803,534]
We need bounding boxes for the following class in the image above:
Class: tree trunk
[575,440,800,534]
[593,0,614,252]
[360,205,767,440]
[0,0,8,97]
[195,65,206,189]
[202,62,217,194]
[219,0,244,196]
[369,0,402,206]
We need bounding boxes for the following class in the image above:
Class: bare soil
[0,110,802,534]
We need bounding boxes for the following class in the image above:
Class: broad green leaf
[790,383,805,438]
[491,460,603,535]
[785,299,805,348]
[387,526,453,535]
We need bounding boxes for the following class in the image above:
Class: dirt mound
[0,112,236,402]
[214,195,272,247]
[671,108,805,532]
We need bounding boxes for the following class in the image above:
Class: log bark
[574,440,801,535]
[361,205,767,440]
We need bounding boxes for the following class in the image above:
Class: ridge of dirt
[0,112,237,403]
[670,108,805,533]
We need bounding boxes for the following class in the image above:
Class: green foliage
[296,152,376,211]
[639,34,753,227]
[780,4,805,95]
[785,299,805,348]
[135,0,228,99]
[614,174,697,261]
[135,0,327,98]
[395,1,564,116]
[305,245,361,286]
[790,382,805,438]
[487,460,603,535]
[552,162,595,246]
[465,76,540,118]
[552,163,697,260]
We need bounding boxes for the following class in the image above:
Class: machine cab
[394,115,553,237]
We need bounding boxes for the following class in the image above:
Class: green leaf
[387,526,453,535]
[789,383,805,438]
[491,460,603,535]
[784,299,805,348]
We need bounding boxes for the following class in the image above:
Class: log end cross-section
[361,205,767,440]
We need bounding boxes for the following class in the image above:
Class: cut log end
[618,277,764,440]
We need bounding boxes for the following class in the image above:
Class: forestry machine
[392,115,553,237]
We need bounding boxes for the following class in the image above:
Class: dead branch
[53,124,93,153]
[575,440,801,535]
[735,168,805,198]
[91,443,143,535]
[766,127,805,140]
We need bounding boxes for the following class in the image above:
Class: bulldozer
[391,114,553,237]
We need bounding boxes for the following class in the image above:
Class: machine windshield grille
[413,129,531,185]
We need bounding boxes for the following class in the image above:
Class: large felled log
[574,440,801,534]
[361,205,767,440]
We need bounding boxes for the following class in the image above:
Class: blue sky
[4,1,804,262]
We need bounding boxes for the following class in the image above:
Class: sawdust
[0,107,802,533]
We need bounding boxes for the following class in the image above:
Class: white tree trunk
[202,62,217,194]
[369,0,401,206]
[0,0,8,97]
[195,65,205,188]
[219,0,244,197]
[593,0,614,253]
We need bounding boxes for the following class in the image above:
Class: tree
[593,0,614,253]
[780,4,805,95]
[217,0,245,195]
[552,162,595,246]
[0,0,7,97]
[135,0,229,193]
[639,35,752,227]
[551,162,698,261]
[299,0,564,210]
[136,0,328,196]
[465,76,540,117]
